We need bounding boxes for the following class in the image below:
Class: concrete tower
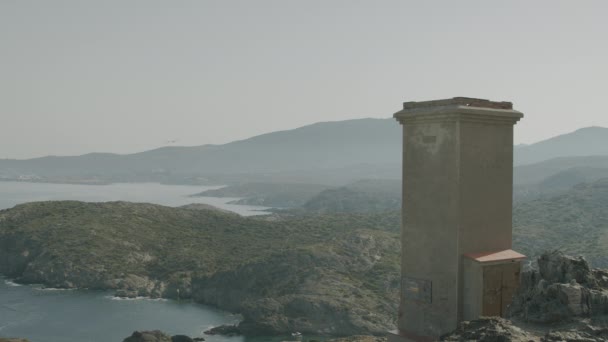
[388,97,525,341]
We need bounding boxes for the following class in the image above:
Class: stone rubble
[440,317,538,342]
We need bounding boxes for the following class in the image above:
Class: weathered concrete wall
[458,121,514,254]
[462,259,483,321]
[399,121,460,337]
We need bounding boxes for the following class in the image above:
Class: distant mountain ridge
[514,126,608,166]
[0,118,606,185]
[0,118,401,185]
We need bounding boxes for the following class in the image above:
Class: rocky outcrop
[110,275,166,298]
[109,273,193,299]
[122,331,204,342]
[122,331,172,342]
[508,251,608,323]
[203,324,241,336]
[327,336,387,342]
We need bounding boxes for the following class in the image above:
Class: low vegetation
[0,201,400,336]
[513,178,608,267]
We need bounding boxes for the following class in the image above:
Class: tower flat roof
[464,249,526,263]
[402,97,513,110]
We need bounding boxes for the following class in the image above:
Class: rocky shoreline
[121,330,387,342]
[0,240,398,336]
[3,251,608,342]
[0,245,397,336]
[6,252,608,340]
[0,201,400,337]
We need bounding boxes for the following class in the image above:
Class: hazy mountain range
[1,119,607,187]
[0,119,400,185]
[515,126,608,165]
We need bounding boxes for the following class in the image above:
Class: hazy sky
[2,1,608,159]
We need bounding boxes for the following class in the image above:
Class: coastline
[0,275,352,342]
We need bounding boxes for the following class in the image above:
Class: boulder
[538,251,595,286]
[170,335,194,342]
[122,330,172,342]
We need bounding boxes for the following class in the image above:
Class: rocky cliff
[509,251,608,323]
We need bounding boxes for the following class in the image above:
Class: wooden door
[482,262,521,317]
[500,262,521,316]
[482,265,503,316]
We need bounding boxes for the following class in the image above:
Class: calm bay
[0,182,320,342]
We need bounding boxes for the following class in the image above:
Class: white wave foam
[34,287,76,291]
[4,280,22,287]
[105,295,167,302]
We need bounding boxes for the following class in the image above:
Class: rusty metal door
[482,263,521,317]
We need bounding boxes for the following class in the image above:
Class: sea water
[0,181,269,215]
[0,278,328,342]
[0,182,329,341]
[0,277,242,342]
